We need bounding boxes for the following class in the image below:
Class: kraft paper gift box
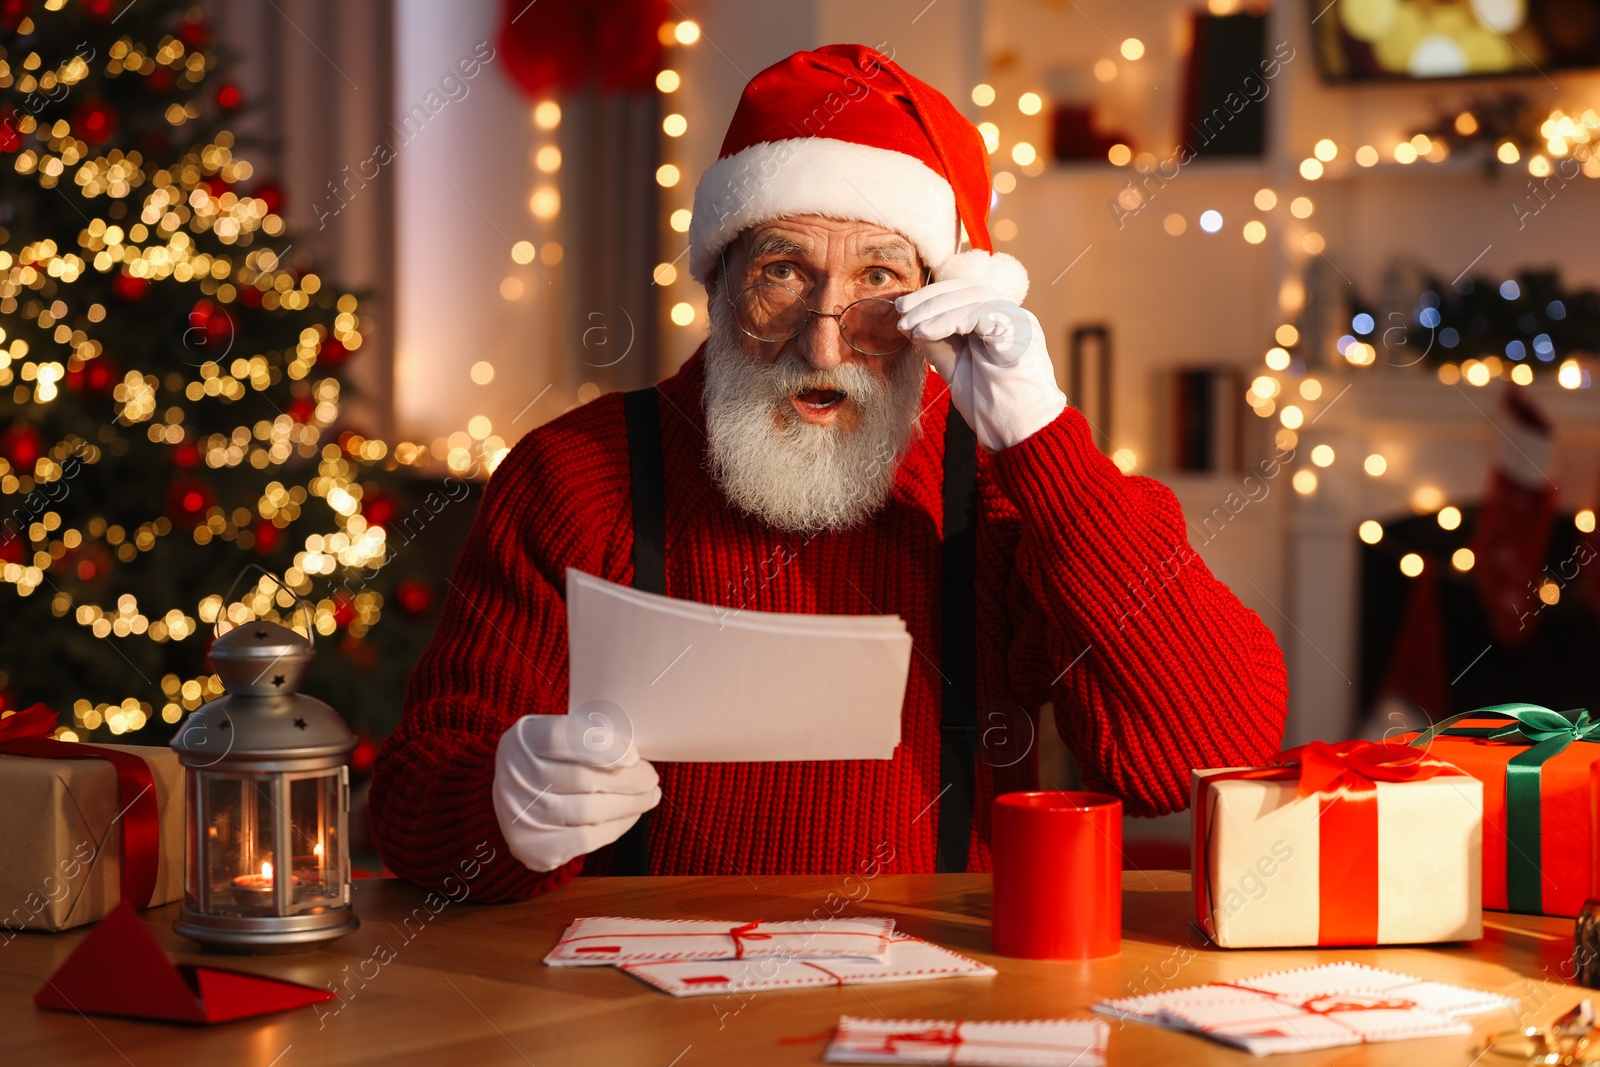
[1191,740,1483,949]
[0,726,185,932]
[1402,703,1600,918]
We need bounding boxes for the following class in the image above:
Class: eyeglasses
[726,280,919,357]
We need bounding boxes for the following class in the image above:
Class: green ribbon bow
[1409,702,1598,913]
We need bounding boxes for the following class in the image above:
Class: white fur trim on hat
[689,137,959,283]
[931,248,1030,306]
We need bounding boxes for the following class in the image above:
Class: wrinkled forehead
[728,217,923,270]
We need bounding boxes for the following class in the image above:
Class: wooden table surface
[0,871,1590,1066]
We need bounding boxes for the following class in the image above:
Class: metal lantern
[171,584,359,952]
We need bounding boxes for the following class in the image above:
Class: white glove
[896,278,1067,452]
[492,714,661,873]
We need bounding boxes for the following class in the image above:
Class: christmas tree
[0,0,438,746]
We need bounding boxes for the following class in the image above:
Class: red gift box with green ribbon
[1405,703,1600,918]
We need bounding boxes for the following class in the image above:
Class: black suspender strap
[611,386,665,875]
[936,409,980,873]
[615,386,980,875]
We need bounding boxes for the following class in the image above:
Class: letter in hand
[492,710,662,873]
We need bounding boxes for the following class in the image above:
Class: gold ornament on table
[170,567,359,953]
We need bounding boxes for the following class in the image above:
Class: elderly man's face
[716,214,925,433]
[700,214,931,533]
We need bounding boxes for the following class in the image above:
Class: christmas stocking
[1469,389,1556,645]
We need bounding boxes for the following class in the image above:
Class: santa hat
[688,44,1029,305]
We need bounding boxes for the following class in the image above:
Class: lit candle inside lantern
[231,859,299,898]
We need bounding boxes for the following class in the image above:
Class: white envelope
[565,568,911,762]
[543,916,895,967]
[621,932,996,996]
[824,1015,1109,1066]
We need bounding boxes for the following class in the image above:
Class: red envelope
[34,900,335,1024]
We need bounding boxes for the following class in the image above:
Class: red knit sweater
[370,347,1288,900]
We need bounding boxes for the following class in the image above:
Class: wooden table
[0,871,1589,1065]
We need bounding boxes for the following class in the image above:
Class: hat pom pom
[932,249,1030,306]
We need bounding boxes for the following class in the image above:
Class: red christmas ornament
[331,594,356,629]
[67,356,119,395]
[0,110,21,154]
[0,532,24,564]
[252,520,280,554]
[497,0,667,97]
[396,579,435,616]
[350,734,377,778]
[147,67,174,92]
[318,339,348,365]
[338,633,379,670]
[172,441,199,468]
[241,286,263,308]
[1,0,30,30]
[252,183,285,215]
[362,493,395,528]
[215,83,241,109]
[165,478,214,527]
[112,272,148,301]
[188,298,235,352]
[202,176,228,198]
[177,17,209,49]
[83,0,114,19]
[288,396,315,423]
[1,423,42,469]
[72,99,117,145]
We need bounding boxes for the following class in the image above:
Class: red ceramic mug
[991,791,1122,959]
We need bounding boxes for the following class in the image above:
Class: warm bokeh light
[978,122,1001,153]
[1497,141,1521,164]
[663,113,687,137]
[1275,324,1300,347]
[1364,453,1387,476]
[1455,112,1478,135]
[1314,138,1338,162]
[1299,378,1322,400]
[1452,547,1475,571]
[656,69,680,93]
[656,164,681,187]
[1094,58,1118,82]
[511,240,536,265]
[1254,188,1277,210]
[1311,444,1335,467]
[971,83,996,106]
[1393,142,1418,164]
[1511,364,1534,385]
[1018,92,1043,115]
[1576,509,1597,533]
[1437,505,1462,531]
[1359,520,1384,544]
[1265,347,1291,371]
[1120,38,1145,60]
[1355,145,1379,167]
[1108,143,1132,166]
[1111,448,1138,473]
[1412,485,1445,512]
[670,302,695,326]
[674,20,701,44]
[1292,469,1317,494]
[1400,553,1424,577]
[533,101,561,130]
[470,361,495,385]
[529,187,560,219]
[1290,197,1314,218]
[1243,220,1267,244]
[1300,158,1324,180]
[1559,359,1583,389]
[670,209,692,232]
[1280,404,1304,429]
[1011,142,1037,166]
[1163,213,1186,236]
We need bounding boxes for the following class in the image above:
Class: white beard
[702,283,928,534]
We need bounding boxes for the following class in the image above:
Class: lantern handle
[214,564,315,648]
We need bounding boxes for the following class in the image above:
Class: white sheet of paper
[565,569,911,762]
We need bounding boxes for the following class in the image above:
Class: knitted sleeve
[368,400,629,901]
[987,407,1288,816]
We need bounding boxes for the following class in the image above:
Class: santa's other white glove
[896,278,1067,452]
[492,714,661,873]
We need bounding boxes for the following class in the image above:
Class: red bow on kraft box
[0,704,168,921]
[1192,739,1481,948]
[35,900,333,1024]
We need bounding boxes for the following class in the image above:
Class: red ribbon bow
[1195,739,1467,946]
[727,920,773,959]
[0,704,161,910]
